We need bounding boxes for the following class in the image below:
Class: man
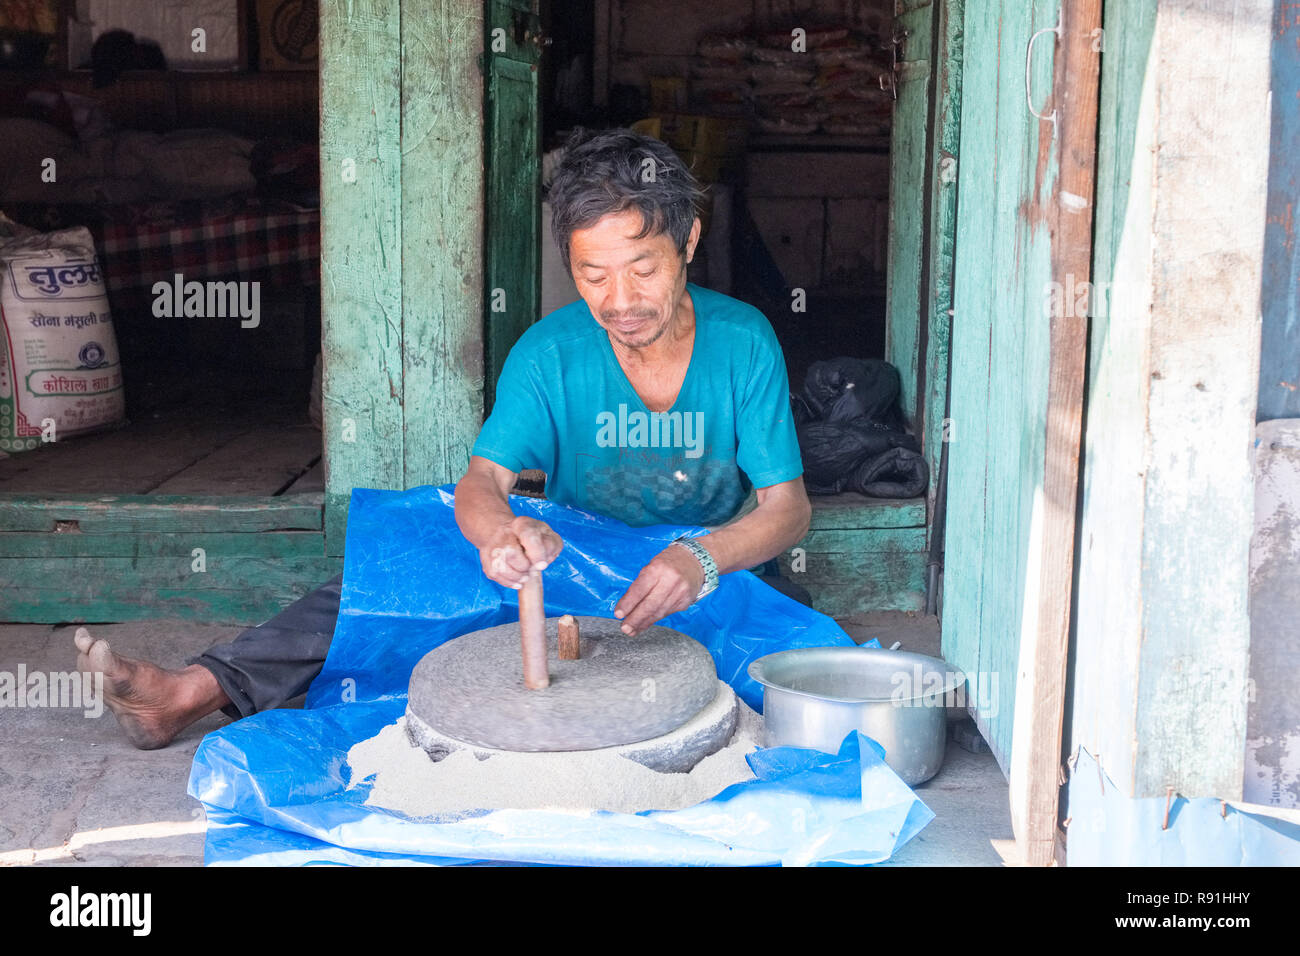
[75,128,811,749]
[459,128,810,631]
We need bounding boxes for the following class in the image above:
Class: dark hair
[548,127,705,272]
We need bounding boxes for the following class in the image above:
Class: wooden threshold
[0,494,323,533]
[784,493,929,616]
[0,403,321,499]
[0,407,331,622]
[808,492,927,529]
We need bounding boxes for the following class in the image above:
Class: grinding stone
[406,616,718,752]
[406,679,741,773]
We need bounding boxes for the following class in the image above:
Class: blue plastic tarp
[1066,747,1300,865]
[188,485,933,866]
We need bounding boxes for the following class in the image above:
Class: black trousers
[191,574,344,719]
[193,567,811,719]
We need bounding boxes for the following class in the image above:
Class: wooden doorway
[940,0,1100,865]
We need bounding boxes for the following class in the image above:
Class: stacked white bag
[0,216,126,452]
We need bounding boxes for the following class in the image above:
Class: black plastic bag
[801,358,907,428]
[852,445,930,499]
[792,356,928,498]
[797,419,917,494]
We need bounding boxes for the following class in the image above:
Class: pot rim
[747,646,965,705]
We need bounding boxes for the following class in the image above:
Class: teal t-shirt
[472,283,803,528]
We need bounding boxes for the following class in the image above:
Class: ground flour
[346,702,765,817]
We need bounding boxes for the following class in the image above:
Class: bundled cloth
[792,357,929,498]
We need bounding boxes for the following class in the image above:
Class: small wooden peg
[558,614,581,660]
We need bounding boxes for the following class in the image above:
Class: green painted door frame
[484,0,542,413]
[884,0,964,553]
[319,0,489,555]
[885,0,935,430]
[942,0,1099,865]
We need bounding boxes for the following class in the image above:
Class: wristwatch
[672,536,719,601]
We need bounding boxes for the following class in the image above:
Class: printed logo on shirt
[595,404,705,459]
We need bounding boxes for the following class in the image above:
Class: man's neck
[612,285,696,368]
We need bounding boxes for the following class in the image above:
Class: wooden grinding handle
[558,614,580,660]
[518,571,549,689]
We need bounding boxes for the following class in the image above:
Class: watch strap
[673,536,718,600]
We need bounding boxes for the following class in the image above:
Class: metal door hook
[1026,10,1062,137]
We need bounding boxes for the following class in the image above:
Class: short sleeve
[734,320,804,488]
[471,336,557,476]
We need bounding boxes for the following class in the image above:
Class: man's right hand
[481,516,564,589]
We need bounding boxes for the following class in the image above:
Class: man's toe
[73,626,94,654]
[86,637,118,675]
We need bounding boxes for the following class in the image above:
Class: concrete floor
[839,611,1020,866]
[0,621,240,866]
[0,611,1015,867]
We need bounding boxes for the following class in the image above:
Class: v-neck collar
[597,283,701,415]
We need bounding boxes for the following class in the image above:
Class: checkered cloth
[95,196,320,291]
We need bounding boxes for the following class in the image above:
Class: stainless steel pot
[747,647,962,785]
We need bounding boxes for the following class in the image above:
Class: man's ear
[684,216,702,263]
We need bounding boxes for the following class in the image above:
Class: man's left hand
[613,544,705,636]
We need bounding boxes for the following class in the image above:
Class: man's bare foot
[74,627,229,750]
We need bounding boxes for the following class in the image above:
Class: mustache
[600,308,659,322]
